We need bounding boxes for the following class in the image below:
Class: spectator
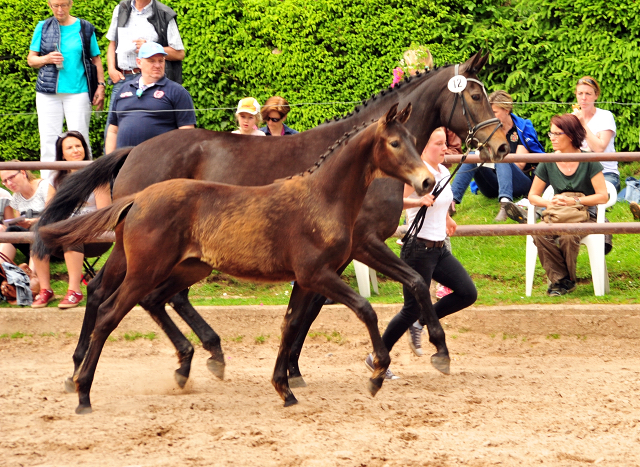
[104,0,185,145]
[259,96,298,136]
[364,128,477,379]
[0,189,12,222]
[27,0,105,179]
[572,76,620,191]
[232,98,265,136]
[105,42,196,153]
[0,168,50,306]
[34,131,111,308]
[527,114,608,296]
[450,90,545,221]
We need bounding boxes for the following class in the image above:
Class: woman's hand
[92,85,105,111]
[17,218,37,229]
[446,215,457,236]
[550,194,574,206]
[47,51,64,67]
[572,108,585,125]
[418,193,435,207]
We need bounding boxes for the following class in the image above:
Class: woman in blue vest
[27,0,105,179]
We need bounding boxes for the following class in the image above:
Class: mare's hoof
[367,378,383,397]
[174,371,188,389]
[283,395,298,407]
[64,377,76,394]
[288,376,307,388]
[430,354,451,375]
[207,357,225,380]
[75,404,93,415]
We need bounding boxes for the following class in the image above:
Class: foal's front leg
[299,270,391,398]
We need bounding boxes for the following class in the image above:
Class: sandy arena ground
[1,304,640,466]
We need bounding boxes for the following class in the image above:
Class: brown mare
[34,52,508,394]
[40,104,435,413]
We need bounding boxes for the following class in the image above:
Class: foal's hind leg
[353,239,450,374]
[168,289,225,380]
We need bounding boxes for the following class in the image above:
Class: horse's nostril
[422,179,434,192]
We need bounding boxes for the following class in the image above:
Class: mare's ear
[396,103,412,124]
[383,103,399,125]
[459,51,488,74]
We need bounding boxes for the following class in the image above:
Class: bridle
[402,64,503,250]
[446,63,502,153]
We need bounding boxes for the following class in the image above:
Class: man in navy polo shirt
[105,41,195,153]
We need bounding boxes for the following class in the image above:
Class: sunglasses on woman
[267,116,283,123]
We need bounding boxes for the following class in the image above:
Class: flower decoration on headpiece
[391,67,404,88]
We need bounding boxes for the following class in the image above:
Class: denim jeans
[451,163,532,203]
[103,73,139,151]
[381,242,477,352]
[604,172,620,192]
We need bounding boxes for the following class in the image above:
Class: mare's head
[437,52,509,162]
[374,103,435,196]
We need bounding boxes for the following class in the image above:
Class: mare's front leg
[299,270,390,398]
[287,262,350,388]
[352,239,450,374]
[272,285,316,406]
[168,288,225,380]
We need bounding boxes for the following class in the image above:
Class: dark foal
[35,52,508,393]
[40,104,437,413]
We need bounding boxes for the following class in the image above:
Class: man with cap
[105,42,195,153]
[104,0,185,147]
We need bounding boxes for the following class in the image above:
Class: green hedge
[1,0,639,161]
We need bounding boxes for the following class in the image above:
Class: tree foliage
[1,0,639,161]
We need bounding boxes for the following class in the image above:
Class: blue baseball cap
[138,42,168,59]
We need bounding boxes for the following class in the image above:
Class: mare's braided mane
[318,64,454,126]
[284,118,378,180]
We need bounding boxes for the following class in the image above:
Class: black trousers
[382,241,477,352]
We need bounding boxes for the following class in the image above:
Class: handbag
[541,192,589,224]
[0,253,40,304]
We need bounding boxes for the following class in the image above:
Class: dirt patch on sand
[1,304,639,466]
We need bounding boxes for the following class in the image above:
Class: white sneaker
[364,354,400,380]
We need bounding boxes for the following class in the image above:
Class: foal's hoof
[174,371,189,389]
[283,394,298,407]
[207,357,225,380]
[75,404,93,415]
[367,377,383,398]
[288,376,307,388]
[430,354,451,375]
[64,377,76,394]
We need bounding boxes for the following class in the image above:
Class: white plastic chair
[353,260,378,298]
[525,180,617,296]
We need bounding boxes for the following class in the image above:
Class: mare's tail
[32,146,133,258]
[38,196,136,253]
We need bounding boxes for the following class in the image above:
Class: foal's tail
[32,146,133,258]
[38,196,136,253]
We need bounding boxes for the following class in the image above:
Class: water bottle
[54,44,63,69]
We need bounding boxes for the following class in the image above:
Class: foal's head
[374,103,435,196]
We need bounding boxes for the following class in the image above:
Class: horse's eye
[471,94,481,101]
[390,141,399,148]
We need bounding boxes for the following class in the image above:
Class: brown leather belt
[416,238,445,248]
[122,68,141,75]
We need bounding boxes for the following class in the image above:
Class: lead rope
[401,152,485,255]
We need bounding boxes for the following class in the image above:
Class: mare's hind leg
[140,261,222,388]
[298,270,391,399]
[287,262,350,388]
[168,289,225,380]
[65,247,126,393]
[272,284,316,406]
[353,239,450,374]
